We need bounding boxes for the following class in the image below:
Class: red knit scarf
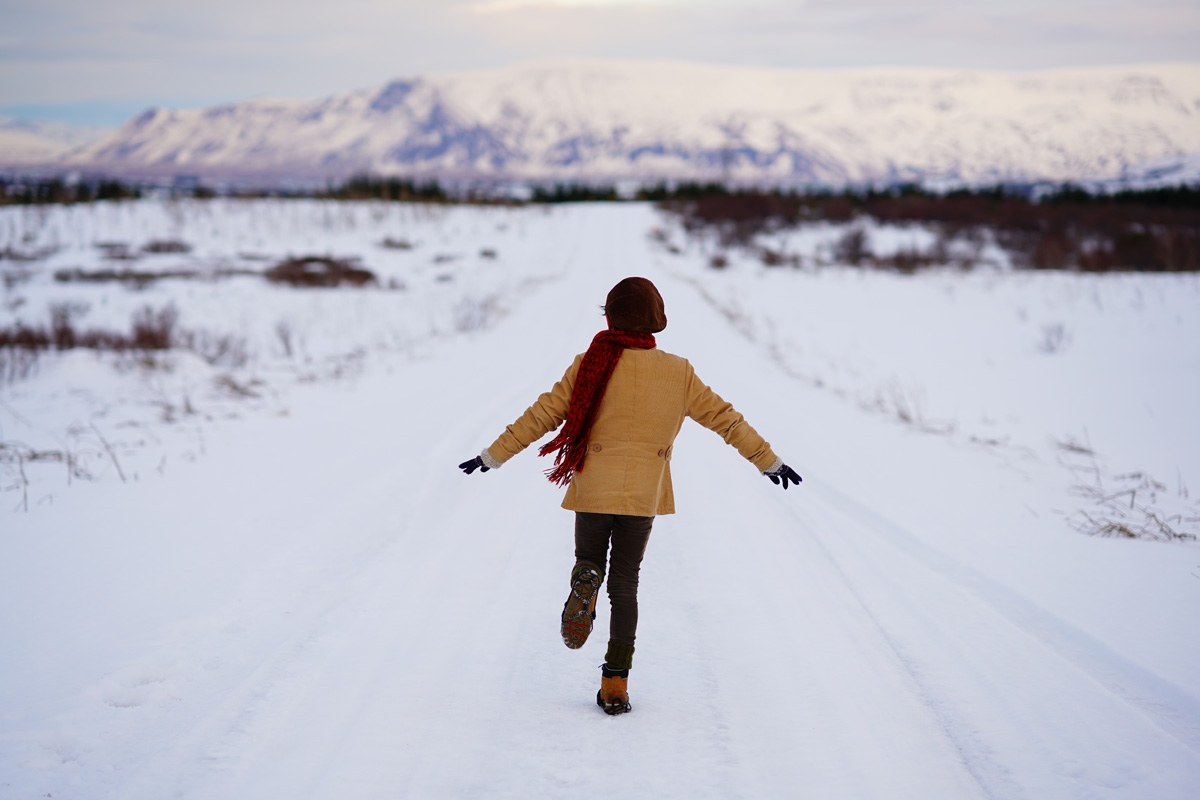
[539,329,656,486]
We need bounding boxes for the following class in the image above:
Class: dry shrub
[177,328,248,368]
[865,196,1200,271]
[1069,472,1197,542]
[1,245,58,262]
[2,300,249,382]
[141,240,192,254]
[214,374,262,398]
[56,267,181,288]
[131,305,178,350]
[1058,438,1198,542]
[0,345,41,382]
[453,296,500,332]
[379,237,414,250]
[265,256,377,287]
[834,228,872,266]
[760,248,800,268]
[3,268,34,289]
[0,322,51,350]
[54,266,255,287]
[885,248,940,273]
[96,242,140,261]
[0,440,92,511]
[664,193,804,246]
[663,188,1200,273]
[274,321,295,358]
[1038,324,1069,354]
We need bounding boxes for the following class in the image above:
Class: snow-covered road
[2,204,1198,798]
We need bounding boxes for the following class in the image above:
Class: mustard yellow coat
[485,347,780,516]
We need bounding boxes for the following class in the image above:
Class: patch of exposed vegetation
[55,266,257,288]
[264,256,377,288]
[657,184,1200,272]
[1057,437,1198,542]
[141,240,192,254]
[1,245,59,262]
[0,303,247,382]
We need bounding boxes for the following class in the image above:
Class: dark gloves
[766,463,802,490]
[459,456,490,475]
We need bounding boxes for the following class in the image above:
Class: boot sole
[560,615,593,649]
[596,690,632,715]
[561,571,600,649]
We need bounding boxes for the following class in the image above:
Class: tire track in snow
[778,496,1026,800]
[771,482,1200,797]
[664,435,988,799]
[145,205,706,798]
[170,212,609,797]
[807,477,1200,756]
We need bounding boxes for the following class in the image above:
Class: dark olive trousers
[573,511,654,647]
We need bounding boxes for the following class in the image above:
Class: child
[459,277,801,714]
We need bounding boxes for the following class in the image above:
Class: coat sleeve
[485,354,582,466]
[685,364,780,472]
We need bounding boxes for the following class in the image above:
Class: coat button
[657,449,664,457]
[593,444,602,452]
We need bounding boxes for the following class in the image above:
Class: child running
[459,276,801,714]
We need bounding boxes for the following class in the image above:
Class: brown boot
[560,566,601,649]
[596,665,632,715]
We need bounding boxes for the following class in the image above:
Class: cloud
[1,0,1196,123]
[468,0,714,10]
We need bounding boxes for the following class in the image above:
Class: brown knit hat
[604,277,667,333]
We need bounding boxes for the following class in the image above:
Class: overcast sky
[2,0,1198,126]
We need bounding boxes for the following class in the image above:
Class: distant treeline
[0,175,447,205]
[0,177,146,204]
[320,175,448,202]
[6,173,1197,209]
[531,184,620,203]
[327,177,623,203]
[3,174,1197,271]
[637,181,1200,209]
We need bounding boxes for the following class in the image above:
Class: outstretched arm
[685,368,802,490]
[458,354,581,475]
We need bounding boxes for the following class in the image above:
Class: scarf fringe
[539,439,584,487]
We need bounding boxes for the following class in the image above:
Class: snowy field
[1,199,1198,798]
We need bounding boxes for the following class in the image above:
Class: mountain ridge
[31,60,1200,185]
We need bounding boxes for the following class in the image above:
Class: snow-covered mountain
[0,118,111,167]
[63,60,1200,185]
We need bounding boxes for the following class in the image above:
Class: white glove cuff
[480,448,502,471]
[762,457,784,476]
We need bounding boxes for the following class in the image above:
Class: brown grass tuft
[265,256,377,288]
